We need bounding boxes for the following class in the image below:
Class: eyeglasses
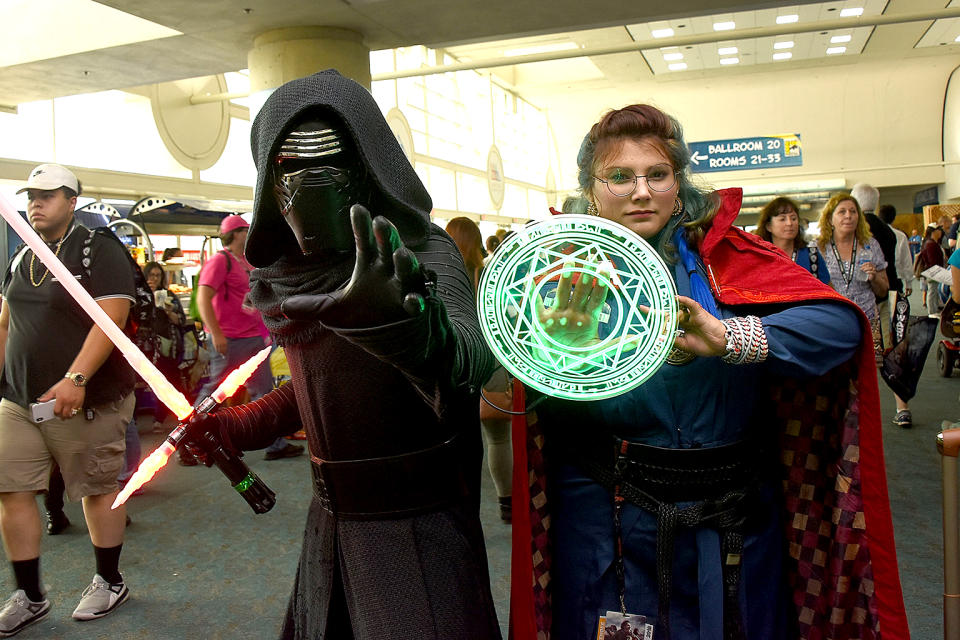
[594,164,679,197]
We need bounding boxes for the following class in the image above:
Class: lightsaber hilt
[167,396,277,514]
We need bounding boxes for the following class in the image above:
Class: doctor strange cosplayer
[188,70,501,639]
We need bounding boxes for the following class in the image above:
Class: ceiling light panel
[915,16,960,49]
[809,25,872,55]
[632,0,880,75]
[816,0,886,22]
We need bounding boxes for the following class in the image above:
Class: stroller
[938,296,960,377]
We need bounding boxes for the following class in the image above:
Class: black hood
[247,69,432,268]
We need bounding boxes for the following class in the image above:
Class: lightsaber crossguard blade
[112,346,276,513]
[0,194,275,514]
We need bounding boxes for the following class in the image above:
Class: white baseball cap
[16,163,79,194]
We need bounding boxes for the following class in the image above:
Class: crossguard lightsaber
[112,346,275,513]
[0,194,275,513]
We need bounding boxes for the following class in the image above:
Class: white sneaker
[71,574,128,621]
[0,590,50,637]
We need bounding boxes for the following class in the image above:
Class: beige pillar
[247,27,371,93]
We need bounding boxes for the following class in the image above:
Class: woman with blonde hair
[816,193,889,332]
[755,196,829,284]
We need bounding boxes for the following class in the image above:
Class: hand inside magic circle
[535,260,610,350]
[281,204,427,328]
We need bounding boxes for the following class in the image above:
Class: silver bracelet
[720,315,768,364]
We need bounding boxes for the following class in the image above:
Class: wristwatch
[64,372,87,387]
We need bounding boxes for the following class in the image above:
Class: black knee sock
[44,466,65,513]
[11,558,43,602]
[93,545,123,584]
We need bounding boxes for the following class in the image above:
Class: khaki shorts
[0,394,134,501]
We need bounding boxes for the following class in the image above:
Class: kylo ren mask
[272,117,367,256]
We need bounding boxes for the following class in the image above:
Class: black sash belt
[556,436,758,640]
[310,435,468,521]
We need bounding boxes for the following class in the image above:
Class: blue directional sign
[687,135,802,173]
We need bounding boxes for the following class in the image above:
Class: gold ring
[71,408,79,416]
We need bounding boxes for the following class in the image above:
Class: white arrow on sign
[690,150,708,165]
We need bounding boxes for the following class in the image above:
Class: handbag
[891,291,910,347]
[479,367,512,421]
[881,316,938,401]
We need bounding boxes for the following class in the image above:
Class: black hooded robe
[244,70,502,640]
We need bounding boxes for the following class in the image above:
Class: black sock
[11,558,43,602]
[93,544,123,584]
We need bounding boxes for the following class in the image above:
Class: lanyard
[830,238,858,287]
[612,440,630,615]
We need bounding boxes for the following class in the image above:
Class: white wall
[944,64,960,202]
[545,55,960,197]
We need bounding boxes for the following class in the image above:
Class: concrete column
[247,27,371,94]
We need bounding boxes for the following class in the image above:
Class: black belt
[310,435,468,521]
[556,435,759,640]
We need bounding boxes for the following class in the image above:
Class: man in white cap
[194,214,302,461]
[0,164,137,635]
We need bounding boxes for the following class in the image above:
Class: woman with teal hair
[509,104,909,640]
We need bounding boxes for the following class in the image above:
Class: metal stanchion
[937,427,960,639]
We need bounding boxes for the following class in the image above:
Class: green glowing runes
[477,215,678,401]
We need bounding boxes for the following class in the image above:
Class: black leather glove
[183,384,301,454]
[282,204,427,327]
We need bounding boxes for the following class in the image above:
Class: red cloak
[511,188,909,640]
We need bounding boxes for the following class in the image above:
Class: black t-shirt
[865,213,901,294]
[1,223,136,408]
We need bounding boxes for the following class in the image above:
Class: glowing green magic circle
[477,215,678,401]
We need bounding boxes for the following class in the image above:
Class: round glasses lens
[645,164,676,192]
[601,168,637,196]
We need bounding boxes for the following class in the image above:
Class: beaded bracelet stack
[720,315,769,364]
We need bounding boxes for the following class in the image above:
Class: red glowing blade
[112,441,175,509]
[212,346,272,403]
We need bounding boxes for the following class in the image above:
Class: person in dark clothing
[851,184,900,351]
[186,70,500,640]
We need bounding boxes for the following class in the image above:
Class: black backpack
[8,227,183,368]
[81,228,189,369]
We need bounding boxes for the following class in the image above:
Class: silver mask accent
[278,129,343,159]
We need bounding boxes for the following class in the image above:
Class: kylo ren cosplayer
[189,70,501,639]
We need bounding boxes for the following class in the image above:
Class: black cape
[246,70,501,640]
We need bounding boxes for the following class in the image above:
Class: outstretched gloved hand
[282,204,428,327]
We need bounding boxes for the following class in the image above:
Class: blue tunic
[540,253,861,640]
[795,246,830,285]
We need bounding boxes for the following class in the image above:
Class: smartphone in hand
[29,400,56,423]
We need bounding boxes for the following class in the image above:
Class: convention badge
[597,611,654,640]
[477,215,677,401]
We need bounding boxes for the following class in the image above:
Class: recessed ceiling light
[774,41,795,50]
[652,28,675,38]
[504,42,579,57]
[718,46,738,55]
[714,21,736,31]
[668,62,688,71]
[773,52,793,60]
[776,14,799,25]
[831,34,852,44]
[719,57,740,65]
[839,7,864,17]
[663,52,684,61]
[826,46,847,54]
